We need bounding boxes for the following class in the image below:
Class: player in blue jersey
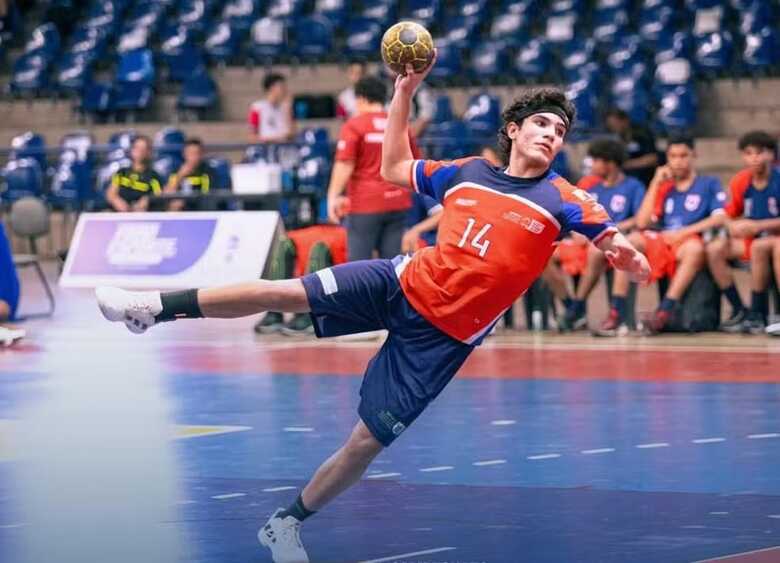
[595,135,726,335]
[560,138,645,330]
[0,222,24,346]
[706,131,780,333]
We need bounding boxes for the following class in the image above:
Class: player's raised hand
[394,49,437,97]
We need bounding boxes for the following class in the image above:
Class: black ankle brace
[157,289,203,322]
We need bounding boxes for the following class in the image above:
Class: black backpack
[664,270,721,332]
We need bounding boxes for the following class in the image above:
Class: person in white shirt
[336,62,366,119]
[247,73,296,144]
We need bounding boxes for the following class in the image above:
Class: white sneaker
[0,327,26,346]
[767,321,780,337]
[258,508,309,563]
[95,286,163,334]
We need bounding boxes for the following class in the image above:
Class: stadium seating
[206,157,233,191]
[742,27,779,74]
[316,0,350,28]
[1,159,45,204]
[49,132,98,208]
[10,132,48,172]
[470,41,511,84]
[205,20,244,64]
[514,38,556,83]
[295,16,335,61]
[694,31,734,76]
[249,17,289,63]
[178,71,219,117]
[441,15,482,50]
[427,39,463,85]
[462,93,502,140]
[343,18,383,59]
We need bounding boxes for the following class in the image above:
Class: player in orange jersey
[95,55,650,562]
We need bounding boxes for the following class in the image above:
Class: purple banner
[69,219,217,275]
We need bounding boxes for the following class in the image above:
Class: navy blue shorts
[301,257,474,447]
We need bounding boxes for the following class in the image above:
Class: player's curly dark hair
[497,87,576,162]
[738,130,778,157]
[587,138,627,167]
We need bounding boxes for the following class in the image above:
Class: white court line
[473,459,507,466]
[747,433,780,439]
[527,454,561,460]
[691,545,780,562]
[358,546,457,563]
[262,486,298,493]
[692,438,726,444]
[768,514,780,519]
[365,472,401,479]
[0,523,26,529]
[175,500,197,505]
[419,466,454,472]
[491,420,517,426]
[636,442,670,449]
[283,427,314,432]
[212,493,246,500]
[581,448,615,455]
[709,512,729,515]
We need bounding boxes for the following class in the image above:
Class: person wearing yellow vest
[106,135,163,212]
[164,138,216,211]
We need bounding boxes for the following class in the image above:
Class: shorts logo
[503,211,545,234]
[378,410,406,436]
[455,198,477,206]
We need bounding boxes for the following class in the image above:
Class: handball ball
[381,21,434,75]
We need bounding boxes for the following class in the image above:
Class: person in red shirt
[95,56,650,562]
[326,75,418,261]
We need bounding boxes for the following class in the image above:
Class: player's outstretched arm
[380,52,437,187]
[597,232,651,283]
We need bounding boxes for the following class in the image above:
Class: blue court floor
[1,289,780,562]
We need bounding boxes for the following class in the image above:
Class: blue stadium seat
[432,95,454,124]
[178,71,219,116]
[489,12,530,47]
[222,0,261,31]
[176,0,211,33]
[344,18,383,59]
[406,0,441,28]
[565,76,599,132]
[359,0,398,28]
[552,150,570,179]
[107,130,137,161]
[455,0,488,20]
[738,1,775,34]
[638,4,676,47]
[315,0,351,28]
[249,17,289,62]
[655,57,693,87]
[267,0,305,18]
[593,7,629,45]
[79,81,115,120]
[501,0,539,15]
[694,31,734,76]
[427,39,462,84]
[655,85,697,134]
[295,16,334,61]
[462,93,501,139]
[605,34,645,74]
[655,31,693,64]
[154,127,185,159]
[549,0,585,14]
[1,159,45,204]
[470,41,510,84]
[296,156,331,194]
[153,155,183,181]
[610,74,651,125]
[10,132,47,172]
[114,81,153,113]
[296,128,330,146]
[205,20,244,63]
[54,53,94,95]
[742,27,779,74]
[560,36,597,81]
[206,157,232,191]
[244,144,272,163]
[163,43,206,82]
[514,38,556,82]
[51,131,97,207]
[545,12,577,44]
[9,55,49,96]
[420,120,473,160]
[116,48,155,83]
[24,22,61,61]
[441,15,481,49]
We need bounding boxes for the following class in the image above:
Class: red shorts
[640,231,700,283]
[741,237,754,262]
[556,238,589,276]
[287,225,348,276]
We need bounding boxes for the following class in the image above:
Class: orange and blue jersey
[589,175,645,224]
[725,168,780,221]
[398,157,616,344]
[652,175,726,231]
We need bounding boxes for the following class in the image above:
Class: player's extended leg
[96,279,309,334]
[705,236,747,329]
[768,238,780,336]
[258,419,383,562]
[594,231,644,336]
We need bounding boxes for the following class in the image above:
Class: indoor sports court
[1,266,779,563]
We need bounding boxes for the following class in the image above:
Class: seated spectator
[248,73,296,144]
[164,138,218,211]
[596,136,726,336]
[336,62,367,119]
[707,130,780,333]
[605,108,659,187]
[0,221,25,346]
[105,136,163,212]
[560,139,645,330]
[402,193,442,254]
[254,224,347,335]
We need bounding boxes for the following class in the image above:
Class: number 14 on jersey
[457,218,492,258]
